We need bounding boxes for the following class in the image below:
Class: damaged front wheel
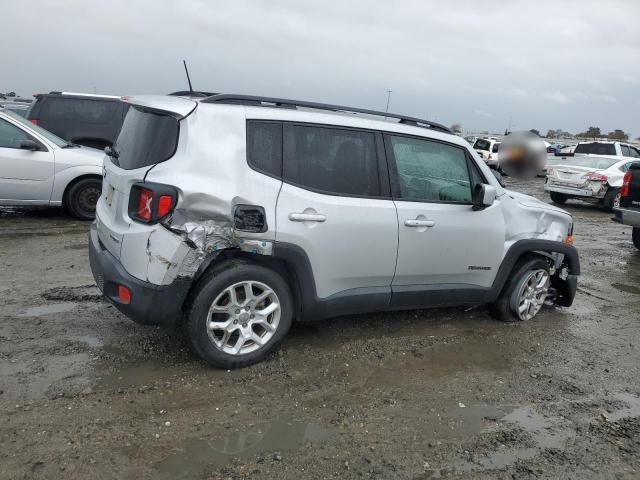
[185,260,293,368]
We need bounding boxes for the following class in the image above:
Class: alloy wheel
[511,269,550,320]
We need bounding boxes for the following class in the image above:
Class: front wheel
[549,191,567,204]
[489,257,550,322]
[185,261,293,368]
[66,178,102,220]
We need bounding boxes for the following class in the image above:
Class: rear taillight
[584,172,608,182]
[621,170,633,197]
[128,183,178,224]
[29,119,38,125]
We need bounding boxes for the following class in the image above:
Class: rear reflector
[118,285,131,304]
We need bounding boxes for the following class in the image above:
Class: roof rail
[201,94,452,134]
[168,90,218,98]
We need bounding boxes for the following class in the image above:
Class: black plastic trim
[88,224,191,328]
[272,239,580,321]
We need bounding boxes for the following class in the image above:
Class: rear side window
[388,135,472,203]
[473,139,490,151]
[283,124,380,197]
[41,97,119,124]
[574,143,616,155]
[492,143,500,153]
[246,121,282,178]
[112,107,179,170]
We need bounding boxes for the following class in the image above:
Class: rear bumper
[544,183,603,199]
[89,223,191,328]
[613,207,640,227]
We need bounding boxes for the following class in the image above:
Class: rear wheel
[603,188,621,211]
[633,228,640,250]
[490,257,551,322]
[65,177,102,220]
[185,261,293,368]
[549,192,567,204]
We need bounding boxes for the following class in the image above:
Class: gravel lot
[1,176,640,479]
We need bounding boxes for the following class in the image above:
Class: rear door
[0,116,55,202]
[385,134,505,297]
[275,123,398,303]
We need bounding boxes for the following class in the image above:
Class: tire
[489,257,551,322]
[185,260,293,368]
[65,177,102,220]
[633,227,640,251]
[603,188,621,212]
[549,192,567,204]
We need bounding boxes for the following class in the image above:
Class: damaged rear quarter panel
[140,104,282,284]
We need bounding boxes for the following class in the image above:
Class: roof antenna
[183,60,194,96]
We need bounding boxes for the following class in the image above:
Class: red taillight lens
[584,172,608,182]
[118,285,131,304]
[136,188,153,220]
[621,170,633,197]
[129,183,177,223]
[29,119,38,125]
[157,195,173,217]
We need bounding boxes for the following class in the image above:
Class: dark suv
[27,92,127,149]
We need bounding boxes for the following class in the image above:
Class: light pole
[385,90,392,113]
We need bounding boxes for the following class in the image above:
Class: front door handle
[289,212,327,222]
[404,219,435,228]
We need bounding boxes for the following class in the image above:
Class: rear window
[41,97,119,124]
[112,107,179,170]
[473,139,490,151]
[574,143,616,155]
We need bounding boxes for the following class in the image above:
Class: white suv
[89,94,580,368]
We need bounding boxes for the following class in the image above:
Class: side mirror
[472,184,497,211]
[20,139,40,151]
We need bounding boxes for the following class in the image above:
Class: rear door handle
[404,219,435,227]
[289,212,327,222]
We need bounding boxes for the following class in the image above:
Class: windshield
[574,143,616,155]
[473,139,491,151]
[112,106,179,170]
[559,156,619,169]
[3,109,68,147]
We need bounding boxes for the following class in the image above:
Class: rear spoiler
[121,95,198,119]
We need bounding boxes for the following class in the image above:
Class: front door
[385,134,505,294]
[0,117,55,202]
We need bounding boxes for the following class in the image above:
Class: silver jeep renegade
[89,94,579,368]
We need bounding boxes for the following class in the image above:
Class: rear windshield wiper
[104,146,120,166]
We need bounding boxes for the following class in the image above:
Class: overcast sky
[4,0,639,136]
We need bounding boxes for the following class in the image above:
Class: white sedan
[0,109,104,219]
[545,155,639,210]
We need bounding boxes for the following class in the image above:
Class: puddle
[19,302,77,317]
[611,283,640,295]
[156,420,333,478]
[608,393,640,421]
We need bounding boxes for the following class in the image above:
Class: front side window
[388,135,472,203]
[621,145,631,157]
[0,118,29,149]
[631,147,640,159]
[492,143,500,153]
[283,124,380,197]
[246,121,282,178]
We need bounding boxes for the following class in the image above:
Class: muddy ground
[1,177,640,480]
